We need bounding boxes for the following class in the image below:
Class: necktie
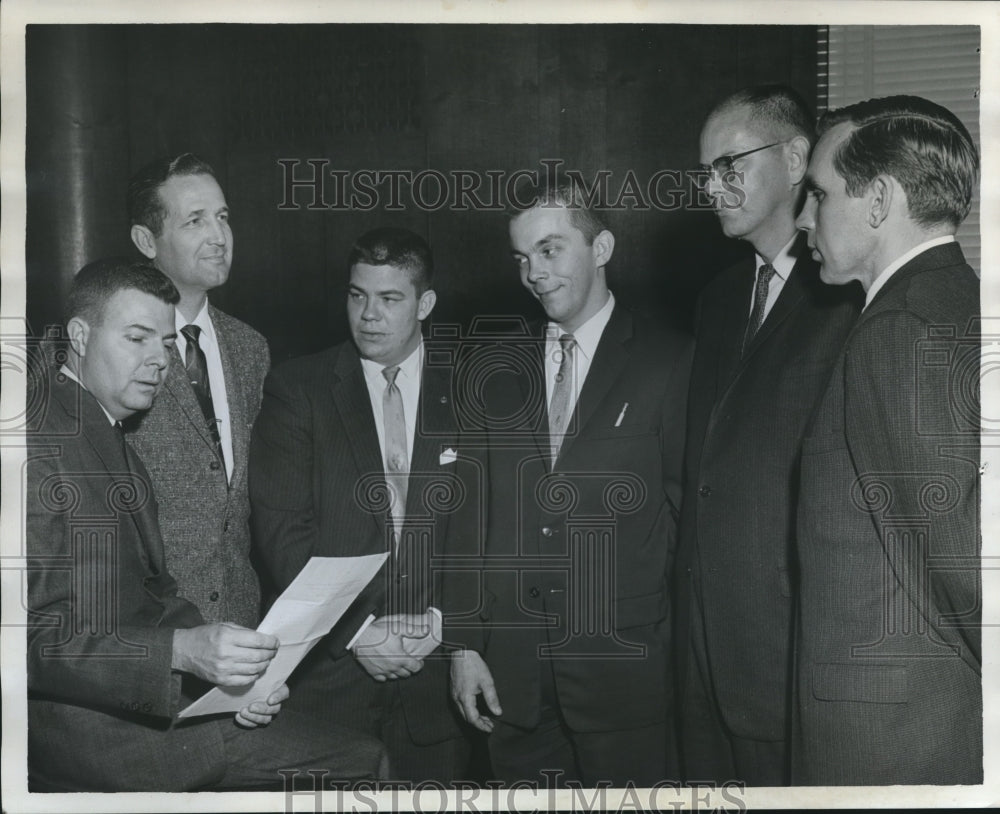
[114,421,131,470]
[742,263,776,356]
[382,365,409,538]
[180,324,223,461]
[548,333,577,466]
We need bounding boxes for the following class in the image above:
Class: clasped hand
[353,612,437,682]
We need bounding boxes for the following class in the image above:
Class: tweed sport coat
[791,242,981,785]
[674,245,859,743]
[127,305,270,627]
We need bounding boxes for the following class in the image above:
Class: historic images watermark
[280,773,748,813]
[276,158,745,213]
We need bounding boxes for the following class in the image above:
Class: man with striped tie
[250,227,474,782]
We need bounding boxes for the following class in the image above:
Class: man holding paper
[251,227,474,782]
[26,258,388,791]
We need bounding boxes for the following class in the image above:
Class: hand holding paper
[178,552,388,719]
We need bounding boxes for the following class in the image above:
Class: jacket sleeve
[26,446,182,720]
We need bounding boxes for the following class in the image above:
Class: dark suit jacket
[127,306,270,627]
[26,372,228,791]
[452,304,692,732]
[674,247,859,742]
[249,340,479,745]
[792,242,981,784]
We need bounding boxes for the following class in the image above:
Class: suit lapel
[407,363,454,527]
[163,344,218,452]
[716,259,755,397]
[72,383,162,572]
[712,253,812,417]
[555,305,630,466]
[211,306,248,488]
[330,346,386,539]
[522,326,552,469]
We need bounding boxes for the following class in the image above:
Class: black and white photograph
[1,1,996,811]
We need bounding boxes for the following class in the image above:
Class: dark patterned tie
[742,263,776,356]
[548,333,577,466]
[114,421,131,471]
[180,324,223,460]
[382,365,409,540]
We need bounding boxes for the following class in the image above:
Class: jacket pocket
[614,588,668,630]
[812,663,908,703]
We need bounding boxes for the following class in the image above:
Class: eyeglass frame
[695,140,787,179]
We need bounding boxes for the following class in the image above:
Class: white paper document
[178,552,388,719]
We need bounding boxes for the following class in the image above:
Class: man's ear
[417,288,437,322]
[67,316,89,359]
[592,229,615,268]
[130,224,157,259]
[868,175,893,229]
[787,135,811,185]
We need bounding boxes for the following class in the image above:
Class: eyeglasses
[696,141,786,178]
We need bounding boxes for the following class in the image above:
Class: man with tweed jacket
[126,153,268,628]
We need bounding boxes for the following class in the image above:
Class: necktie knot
[382,365,401,387]
[555,334,576,384]
[181,324,202,346]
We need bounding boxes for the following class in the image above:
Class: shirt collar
[176,300,216,347]
[59,363,118,426]
[755,232,800,283]
[547,291,616,362]
[360,338,424,385]
[864,235,956,309]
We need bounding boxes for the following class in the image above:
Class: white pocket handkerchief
[439,448,458,465]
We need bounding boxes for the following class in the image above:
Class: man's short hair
[127,153,218,237]
[67,257,180,326]
[507,177,609,245]
[819,95,979,229]
[709,84,816,145]
[348,227,434,294]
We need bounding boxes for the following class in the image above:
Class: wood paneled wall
[26,24,818,361]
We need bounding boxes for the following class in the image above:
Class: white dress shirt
[545,291,616,419]
[175,303,234,482]
[864,235,956,310]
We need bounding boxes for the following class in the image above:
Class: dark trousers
[488,658,677,787]
[216,706,389,789]
[681,625,788,787]
[286,647,470,784]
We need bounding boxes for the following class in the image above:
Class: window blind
[817,25,981,272]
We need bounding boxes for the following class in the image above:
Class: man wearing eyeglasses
[674,85,859,785]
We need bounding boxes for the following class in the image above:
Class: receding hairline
[703,101,800,144]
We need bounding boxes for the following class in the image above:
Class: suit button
[209,591,220,602]
[210,461,221,471]
[698,485,712,497]
[529,587,540,598]
[541,527,554,537]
